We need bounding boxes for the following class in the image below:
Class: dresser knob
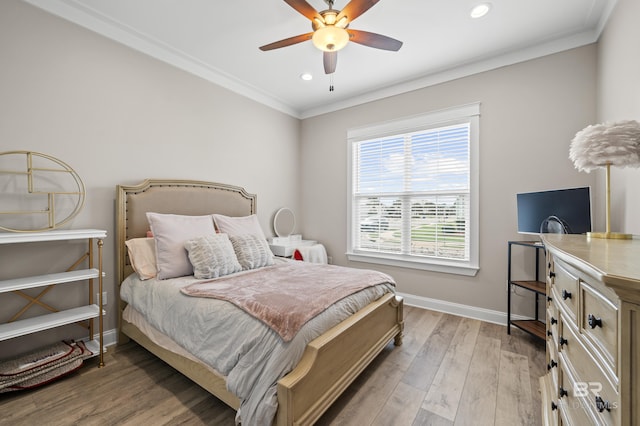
[547,360,557,370]
[559,336,568,347]
[551,402,558,411]
[562,289,572,300]
[559,386,568,398]
[547,330,553,337]
[595,396,611,412]
[549,271,556,278]
[547,296,553,302]
[588,314,603,329]
[550,316,558,325]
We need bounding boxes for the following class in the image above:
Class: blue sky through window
[356,123,470,196]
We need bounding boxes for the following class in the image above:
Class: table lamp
[569,119,640,239]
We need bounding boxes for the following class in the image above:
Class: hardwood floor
[0,306,545,425]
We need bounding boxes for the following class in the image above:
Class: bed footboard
[276,293,404,426]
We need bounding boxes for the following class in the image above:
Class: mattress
[122,305,222,377]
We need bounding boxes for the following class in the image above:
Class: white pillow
[212,214,267,240]
[146,212,216,279]
[185,234,242,279]
[124,237,157,280]
[230,234,274,270]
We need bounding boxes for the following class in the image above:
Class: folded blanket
[293,243,328,264]
[181,262,394,341]
[0,341,88,392]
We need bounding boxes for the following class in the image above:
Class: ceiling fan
[259,0,402,76]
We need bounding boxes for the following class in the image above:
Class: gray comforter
[120,260,394,425]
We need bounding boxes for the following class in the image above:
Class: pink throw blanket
[180,262,395,341]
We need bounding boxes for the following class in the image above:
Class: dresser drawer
[548,296,559,332]
[541,374,559,426]
[547,336,559,390]
[548,302,559,328]
[551,258,579,324]
[560,320,619,424]
[558,358,598,426]
[579,281,618,377]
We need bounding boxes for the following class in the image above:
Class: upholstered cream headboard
[115,179,257,285]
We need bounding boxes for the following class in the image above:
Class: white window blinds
[347,103,479,276]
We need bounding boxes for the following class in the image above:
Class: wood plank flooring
[0,306,545,425]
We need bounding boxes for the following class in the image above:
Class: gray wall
[0,0,300,356]
[300,46,598,315]
[597,0,640,235]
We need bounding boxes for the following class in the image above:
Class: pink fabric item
[180,262,394,341]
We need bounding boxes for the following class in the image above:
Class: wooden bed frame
[115,179,404,425]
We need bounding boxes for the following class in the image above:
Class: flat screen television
[516,187,592,234]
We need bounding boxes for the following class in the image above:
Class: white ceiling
[25,0,616,118]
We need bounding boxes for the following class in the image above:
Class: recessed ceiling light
[300,73,313,81]
[470,3,491,19]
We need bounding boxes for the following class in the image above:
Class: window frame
[346,103,480,276]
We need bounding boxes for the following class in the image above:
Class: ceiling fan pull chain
[329,73,334,92]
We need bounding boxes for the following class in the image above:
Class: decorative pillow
[212,214,267,240]
[146,212,216,279]
[124,238,157,280]
[185,234,242,279]
[230,234,275,270]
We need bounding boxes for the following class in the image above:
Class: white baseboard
[95,297,534,347]
[397,292,535,326]
[87,328,118,349]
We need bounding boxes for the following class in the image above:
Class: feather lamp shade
[569,120,640,239]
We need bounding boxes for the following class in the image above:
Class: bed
[115,179,404,425]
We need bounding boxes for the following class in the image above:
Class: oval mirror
[273,208,295,237]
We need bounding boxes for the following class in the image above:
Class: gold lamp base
[587,231,633,240]
[587,163,634,241]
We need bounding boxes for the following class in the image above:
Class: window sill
[346,252,479,276]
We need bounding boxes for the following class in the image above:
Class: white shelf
[0,268,101,294]
[0,305,100,341]
[0,229,107,244]
[84,339,101,357]
[0,228,106,366]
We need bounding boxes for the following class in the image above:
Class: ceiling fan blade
[259,32,314,51]
[347,29,403,51]
[283,0,322,21]
[337,0,380,23]
[324,51,337,74]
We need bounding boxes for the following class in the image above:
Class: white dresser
[540,234,640,426]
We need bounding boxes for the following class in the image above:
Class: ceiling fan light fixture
[323,11,338,25]
[312,25,349,52]
[336,16,349,28]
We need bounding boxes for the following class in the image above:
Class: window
[347,103,479,276]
